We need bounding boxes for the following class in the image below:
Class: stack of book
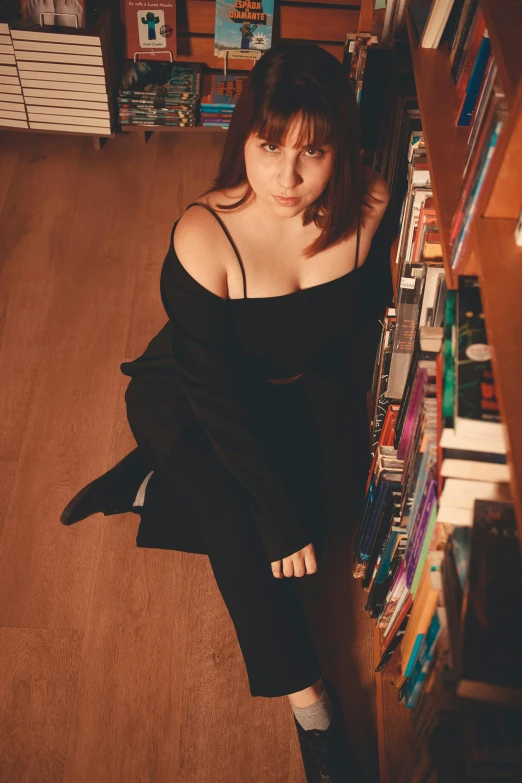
[118,61,201,128]
[0,21,27,129]
[7,4,114,136]
[387,132,446,402]
[199,72,247,129]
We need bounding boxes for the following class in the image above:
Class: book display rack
[0,4,116,147]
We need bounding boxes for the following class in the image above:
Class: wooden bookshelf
[405,12,468,288]
[405,4,522,538]
[473,216,522,524]
[372,9,522,782]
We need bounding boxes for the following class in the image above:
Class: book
[120,0,176,61]
[119,61,201,100]
[405,609,441,708]
[454,276,504,443]
[450,0,479,82]
[386,263,426,400]
[437,477,512,527]
[410,0,458,49]
[200,72,247,109]
[214,0,274,57]
[457,500,522,706]
[456,30,491,127]
[448,0,474,65]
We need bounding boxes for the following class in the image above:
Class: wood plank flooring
[0,130,380,783]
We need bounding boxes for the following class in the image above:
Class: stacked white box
[0,22,28,129]
[8,7,114,136]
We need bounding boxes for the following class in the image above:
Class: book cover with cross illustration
[214,0,274,57]
[120,0,176,61]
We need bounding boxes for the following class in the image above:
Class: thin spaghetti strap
[354,216,361,269]
[184,201,248,298]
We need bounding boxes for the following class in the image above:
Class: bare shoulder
[173,205,233,299]
[198,185,248,210]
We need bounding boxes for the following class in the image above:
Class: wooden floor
[0,129,380,783]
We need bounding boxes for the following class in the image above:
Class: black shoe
[60,448,151,526]
[293,678,354,783]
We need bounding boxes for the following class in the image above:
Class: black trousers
[126,377,326,698]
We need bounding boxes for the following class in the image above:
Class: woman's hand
[271,542,317,578]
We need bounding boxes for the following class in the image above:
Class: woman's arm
[161,207,312,565]
[361,167,390,235]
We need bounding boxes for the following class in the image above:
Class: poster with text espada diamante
[214,0,274,57]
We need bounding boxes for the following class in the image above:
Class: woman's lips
[274,195,300,206]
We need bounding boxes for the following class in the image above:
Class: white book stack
[9,6,114,136]
[0,22,28,129]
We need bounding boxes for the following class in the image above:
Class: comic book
[120,0,176,60]
[214,0,274,57]
[119,61,201,100]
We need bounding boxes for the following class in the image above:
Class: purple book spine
[406,480,437,588]
[397,368,428,463]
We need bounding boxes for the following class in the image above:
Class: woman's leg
[148,434,323,699]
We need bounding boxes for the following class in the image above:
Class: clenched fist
[271,541,317,578]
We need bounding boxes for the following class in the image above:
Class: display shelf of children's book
[117,62,247,135]
[0,5,116,145]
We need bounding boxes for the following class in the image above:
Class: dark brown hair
[211,42,361,257]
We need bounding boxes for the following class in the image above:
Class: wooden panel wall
[176,0,362,69]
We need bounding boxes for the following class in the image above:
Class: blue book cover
[451,118,504,268]
[214,0,274,57]
[359,477,401,564]
[456,33,492,127]
[374,528,402,585]
[405,610,441,708]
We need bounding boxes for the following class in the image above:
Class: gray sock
[291,684,333,732]
[132,470,154,507]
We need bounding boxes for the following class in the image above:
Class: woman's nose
[277,158,302,191]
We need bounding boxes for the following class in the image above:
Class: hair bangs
[251,100,334,151]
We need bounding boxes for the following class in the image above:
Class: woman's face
[243,116,333,218]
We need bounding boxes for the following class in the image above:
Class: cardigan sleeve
[159,256,313,565]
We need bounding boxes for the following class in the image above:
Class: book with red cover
[200,73,248,108]
[120,0,177,61]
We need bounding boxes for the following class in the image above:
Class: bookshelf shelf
[120,124,227,134]
[405,7,522,539]
[480,0,522,108]
[473,215,522,535]
[405,11,469,289]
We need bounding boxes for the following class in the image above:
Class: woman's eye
[262,143,279,153]
[305,148,324,158]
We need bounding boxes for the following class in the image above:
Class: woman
[61,43,390,781]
